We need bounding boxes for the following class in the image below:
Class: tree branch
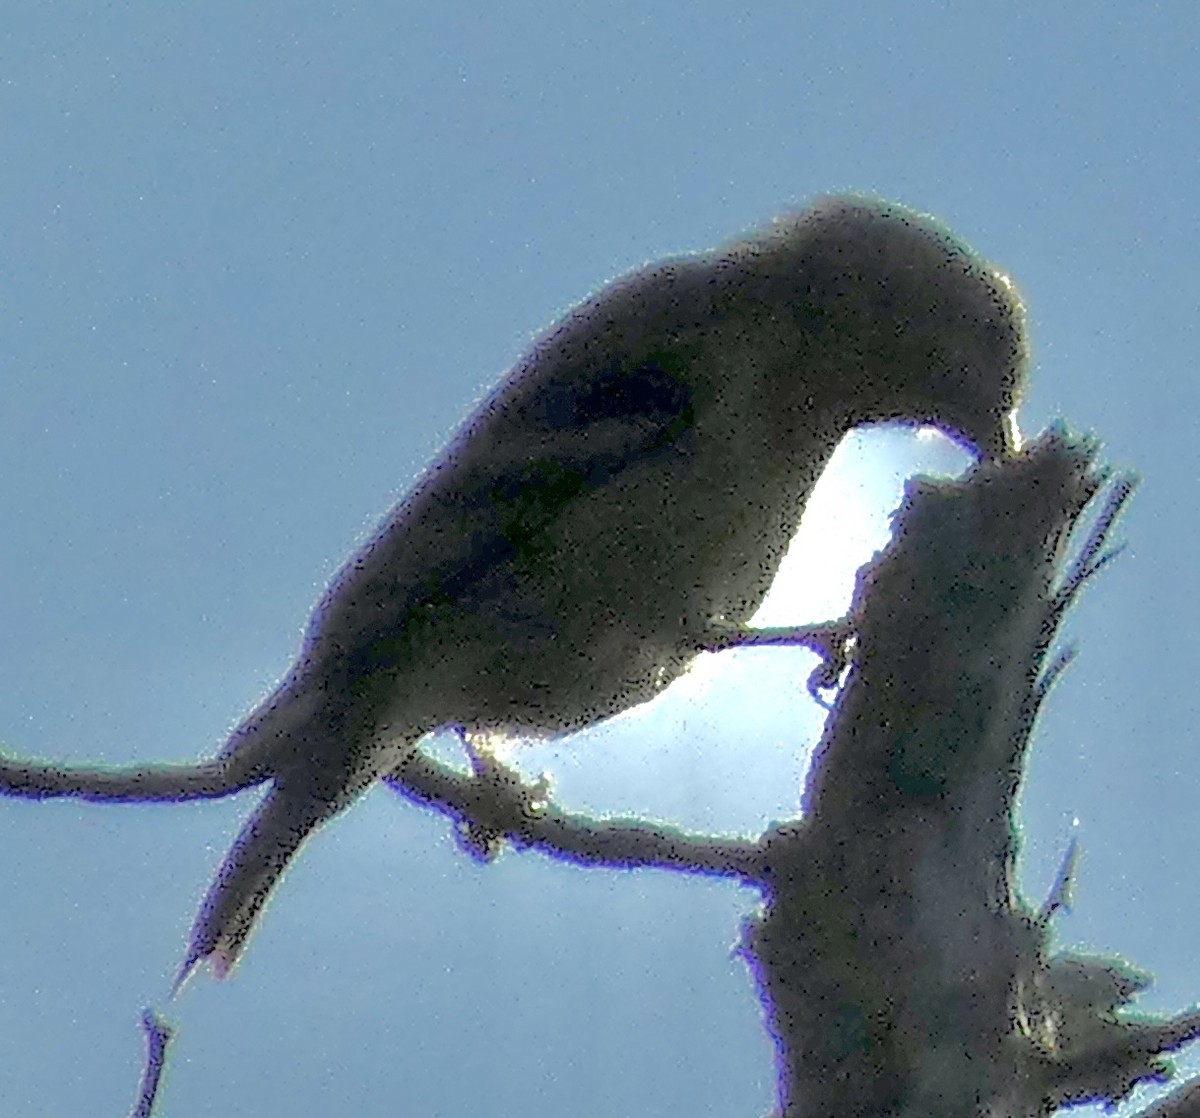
[130,1009,173,1118]
[387,748,764,880]
[743,427,1195,1117]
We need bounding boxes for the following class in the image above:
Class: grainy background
[0,4,1194,1115]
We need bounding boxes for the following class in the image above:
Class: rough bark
[389,427,1200,1118]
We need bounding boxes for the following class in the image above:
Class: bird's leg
[699,615,851,656]
[698,615,858,702]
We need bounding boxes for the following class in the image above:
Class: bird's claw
[700,616,857,707]
[454,733,551,862]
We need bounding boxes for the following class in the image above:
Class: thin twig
[1052,472,1139,616]
[130,1008,173,1118]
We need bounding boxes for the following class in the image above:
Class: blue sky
[0,3,1196,1115]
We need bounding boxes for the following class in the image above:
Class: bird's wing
[303,262,709,678]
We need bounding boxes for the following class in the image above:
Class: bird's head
[750,196,1029,460]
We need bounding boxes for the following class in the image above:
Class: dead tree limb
[387,427,1198,1117]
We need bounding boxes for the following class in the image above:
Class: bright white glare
[752,435,903,626]
[658,426,977,711]
[494,427,978,828]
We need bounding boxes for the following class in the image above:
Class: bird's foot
[454,732,551,862]
[699,615,857,705]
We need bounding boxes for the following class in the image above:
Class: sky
[0,3,1197,1115]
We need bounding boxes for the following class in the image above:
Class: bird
[0,195,1028,987]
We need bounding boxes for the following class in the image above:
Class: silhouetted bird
[0,196,1027,986]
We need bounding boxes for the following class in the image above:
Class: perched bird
[0,196,1027,985]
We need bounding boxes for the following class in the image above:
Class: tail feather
[175,780,334,990]
[173,724,426,990]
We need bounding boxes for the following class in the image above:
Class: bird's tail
[173,779,331,990]
[174,724,422,990]
[174,777,321,988]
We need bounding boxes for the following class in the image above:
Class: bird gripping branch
[0,195,1028,986]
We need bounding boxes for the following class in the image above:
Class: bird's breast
[427,410,821,739]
